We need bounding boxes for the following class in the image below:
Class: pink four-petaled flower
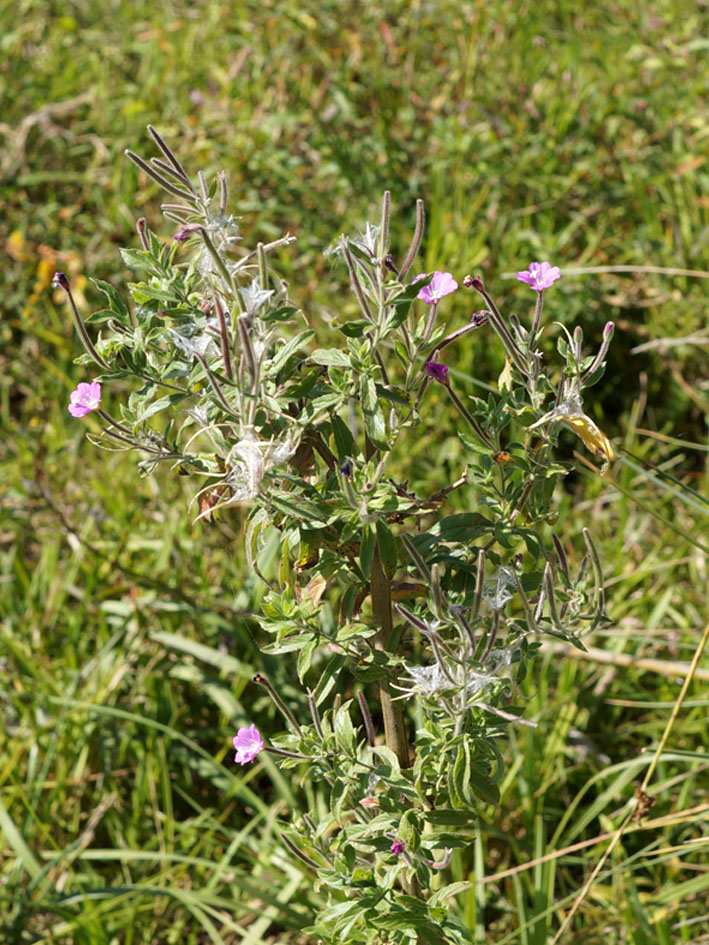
[68,381,102,418]
[232,724,264,765]
[414,271,459,305]
[516,261,561,291]
[390,839,406,855]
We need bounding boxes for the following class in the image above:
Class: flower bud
[463,274,485,292]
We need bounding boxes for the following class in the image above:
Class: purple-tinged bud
[390,840,406,855]
[136,217,149,250]
[604,321,614,338]
[463,274,485,292]
[384,252,399,275]
[52,271,70,290]
[339,460,353,477]
[424,360,449,385]
[174,223,201,242]
[471,310,490,327]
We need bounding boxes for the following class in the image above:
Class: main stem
[364,436,411,771]
[370,546,410,769]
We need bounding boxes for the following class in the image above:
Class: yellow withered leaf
[559,414,616,463]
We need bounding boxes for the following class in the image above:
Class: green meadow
[1,1,708,942]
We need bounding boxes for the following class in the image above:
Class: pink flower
[424,360,449,385]
[68,381,102,418]
[516,261,561,291]
[390,839,406,855]
[232,724,264,765]
[414,271,458,305]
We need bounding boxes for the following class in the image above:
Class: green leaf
[375,520,398,578]
[333,703,357,756]
[330,414,355,460]
[310,348,351,368]
[119,246,161,274]
[459,432,492,455]
[359,524,376,577]
[424,810,475,828]
[261,305,299,323]
[269,330,315,375]
[360,375,388,450]
[296,636,318,682]
[432,512,492,543]
[129,282,182,305]
[337,319,370,338]
[90,277,131,323]
[133,391,189,424]
[85,308,121,325]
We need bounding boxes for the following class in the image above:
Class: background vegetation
[1,1,707,942]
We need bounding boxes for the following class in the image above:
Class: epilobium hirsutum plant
[55,126,615,944]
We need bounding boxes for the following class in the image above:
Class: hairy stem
[370,546,410,768]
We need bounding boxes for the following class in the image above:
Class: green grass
[2,0,708,942]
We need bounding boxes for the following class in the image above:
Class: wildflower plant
[56,126,616,944]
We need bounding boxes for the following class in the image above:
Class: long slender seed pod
[477,703,538,727]
[266,747,312,760]
[472,283,529,375]
[357,691,376,747]
[219,171,228,215]
[198,227,239,301]
[431,563,444,620]
[136,217,150,250]
[53,274,110,370]
[400,533,432,583]
[583,527,608,626]
[125,150,196,202]
[543,563,565,632]
[552,534,569,576]
[394,603,429,633]
[307,689,324,741]
[471,549,486,624]
[97,408,135,437]
[429,634,457,686]
[194,353,238,417]
[530,288,544,343]
[213,295,233,381]
[253,673,303,735]
[399,199,424,281]
[479,611,500,665]
[444,385,494,449]
[147,124,194,188]
[451,606,475,649]
[342,244,374,322]
[513,569,538,634]
[279,834,321,871]
[581,321,615,385]
[257,242,268,290]
[236,315,258,394]
[197,169,209,201]
[378,190,391,266]
[534,582,547,623]
[151,158,195,190]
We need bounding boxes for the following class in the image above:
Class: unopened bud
[463,274,485,292]
[424,360,449,386]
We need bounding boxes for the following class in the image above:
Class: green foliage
[2,2,708,943]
